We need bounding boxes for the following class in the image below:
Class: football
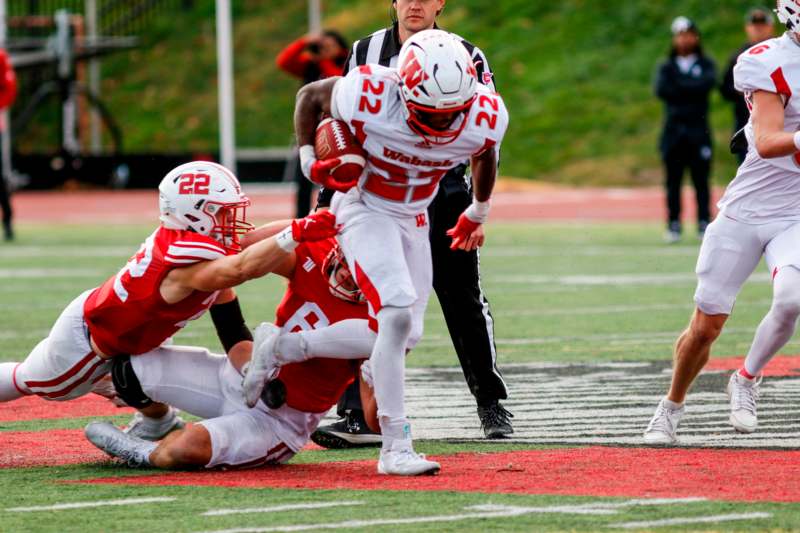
[315,117,367,181]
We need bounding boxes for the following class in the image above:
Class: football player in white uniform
[254,29,508,475]
[644,0,800,444]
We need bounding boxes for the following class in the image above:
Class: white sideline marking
[609,512,772,529]
[203,501,365,516]
[6,497,176,512]
[0,268,106,279]
[196,499,705,532]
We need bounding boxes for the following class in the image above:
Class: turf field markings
[0,268,108,279]
[202,500,365,516]
[5,496,176,512]
[194,499,712,532]
[608,512,772,529]
[488,272,771,286]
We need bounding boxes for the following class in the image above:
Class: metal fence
[8,0,194,38]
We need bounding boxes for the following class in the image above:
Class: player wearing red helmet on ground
[83,237,378,470]
[644,1,800,444]
[0,161,337,442]
[282,29,508,476]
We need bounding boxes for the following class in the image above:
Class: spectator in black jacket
[721,8,775,164]
[656,17,716,243]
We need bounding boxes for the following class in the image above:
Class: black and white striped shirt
[343,23,497,93]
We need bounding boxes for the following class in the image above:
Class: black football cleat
[310,410,382,449]
[477,401,514,439]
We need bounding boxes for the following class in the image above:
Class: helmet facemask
[205,199,253,253]
[403,96,476,145]
[322,245,364,304]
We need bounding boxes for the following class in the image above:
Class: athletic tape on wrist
[275,226,299,252]
[793,131,800,152]
[465,199,491,224]
[299,145,316,179]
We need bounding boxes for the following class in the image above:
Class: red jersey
[276,239,369,413]
[84,227,227,356]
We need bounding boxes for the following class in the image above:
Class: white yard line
[203,501,364,516]
[487,272,772,286]
[6,497,176,512]
[0,268,107,279]
[196,500,712,533]
[609,512,772,529]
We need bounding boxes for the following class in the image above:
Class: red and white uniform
[695,34,800,315]
[84,227,225,356]
[12,227,226,401]
[130,239,370,469]
[330,64,508,339]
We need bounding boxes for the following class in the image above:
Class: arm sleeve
[734,51,780,94]
[276,37,312,79]
[330,68,362,123]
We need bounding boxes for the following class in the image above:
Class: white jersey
[331,64,509,218]
[720,33,800,222]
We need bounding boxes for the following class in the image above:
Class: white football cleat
[377,439,440,476]
[124,407,185,441]
[643,398,685,445]
[85,421,156,467]
[728,372,761,434]
[242,322,282,408]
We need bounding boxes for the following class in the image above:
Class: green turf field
[2,221,797,532]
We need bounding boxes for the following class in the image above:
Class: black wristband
[210,297,253,353]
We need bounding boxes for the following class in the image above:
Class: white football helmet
[777,0,800,33]
[397,29,478,145]
[158,161,253,252]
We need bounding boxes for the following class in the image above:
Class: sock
[738,367,756,380]
[743,266,800,376]
[379,417,411,451]
[0,362,27,402]
[372,307,412,450]
[663,398,683,410]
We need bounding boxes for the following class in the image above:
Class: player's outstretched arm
[447,148,498,251]
[240,220,292,249]
[163,212,338,297]
[752,90,799,159]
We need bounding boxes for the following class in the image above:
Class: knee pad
[111,355,153,409]
[377,307,413,337]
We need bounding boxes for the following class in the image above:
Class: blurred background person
[276,30,349,218]
[656,17,716,244]
[721,7,775,164]
[0,47,17,242]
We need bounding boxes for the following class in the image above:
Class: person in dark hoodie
[656,16,716,243]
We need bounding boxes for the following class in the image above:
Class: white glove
[360,359,374,388]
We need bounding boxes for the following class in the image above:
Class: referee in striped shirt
[311,0,512,447]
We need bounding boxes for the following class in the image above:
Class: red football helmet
[397,29,478,145]
[321,244,364,304]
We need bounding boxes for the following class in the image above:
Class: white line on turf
[6,497,176,512]
[202,501,365,516]
[609,512,772,529]
[195,500,711,532]
[0,268,107,279]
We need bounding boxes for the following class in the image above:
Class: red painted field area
[0,429,107,467]
[705,355,800,377]
[0,394,132,423]
[11,186,722,224]
[79,447,800,503]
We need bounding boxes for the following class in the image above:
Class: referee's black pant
[0,156,11,239]
[663,138,711,228]
[336,174,508,417]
